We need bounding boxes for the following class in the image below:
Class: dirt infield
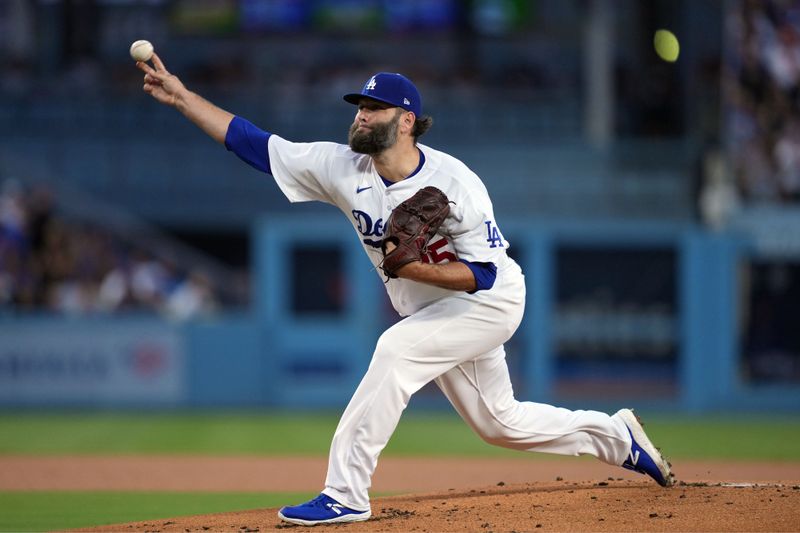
[75,481,800,532]
[3,456,799,532]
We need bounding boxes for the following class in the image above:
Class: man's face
[348,99,403,155]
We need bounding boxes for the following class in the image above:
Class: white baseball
[130,40,154,62]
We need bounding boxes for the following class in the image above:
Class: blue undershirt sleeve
[458,259,497,293]
[224,116,272,174]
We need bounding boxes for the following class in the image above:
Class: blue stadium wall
[1,214,798,413]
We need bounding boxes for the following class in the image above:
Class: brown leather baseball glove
[380,186,452,278]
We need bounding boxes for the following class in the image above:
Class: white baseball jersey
[262,133,632,513]
[267,135,513,316]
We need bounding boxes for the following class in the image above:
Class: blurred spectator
[0,179,29,307]
[0,180,228,319]
[773,115,800,198]
[725,0,800,206]
[699,143,740,230]
[739,137,780,200]
[0,179,26,244]
[97,263,131,312]
[164,270,218,321]
[130,250,172,309]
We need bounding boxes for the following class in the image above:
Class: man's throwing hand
[136,53,186,107]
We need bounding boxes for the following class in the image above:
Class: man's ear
[402,112,416,134]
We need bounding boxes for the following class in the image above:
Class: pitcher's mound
[75,479,800,532]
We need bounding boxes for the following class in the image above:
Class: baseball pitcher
[136,55,674,527]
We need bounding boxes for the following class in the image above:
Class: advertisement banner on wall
[0,320,185,406]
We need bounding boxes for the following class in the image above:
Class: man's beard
[348,112,401,154]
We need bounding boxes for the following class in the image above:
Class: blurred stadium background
[0,0,799,414]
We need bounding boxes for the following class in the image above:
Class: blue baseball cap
[343,72,422,116]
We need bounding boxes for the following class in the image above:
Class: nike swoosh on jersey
[356,186,373,194]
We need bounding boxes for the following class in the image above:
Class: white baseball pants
[322,262,632,511]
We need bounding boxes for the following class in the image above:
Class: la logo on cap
[365,77,377,91]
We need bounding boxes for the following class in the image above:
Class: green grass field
[0,492,314,532]
[1,411,799,531]
[1,411,799,459]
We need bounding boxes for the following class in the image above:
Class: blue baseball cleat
[616,408,675,487]
[278,493,371,526]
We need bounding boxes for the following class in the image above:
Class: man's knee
[374,331,404,364]
[475,419,519,446]
[471,402,525,446]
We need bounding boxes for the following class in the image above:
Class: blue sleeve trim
[459,259,497,293]
[224,116,272,174]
